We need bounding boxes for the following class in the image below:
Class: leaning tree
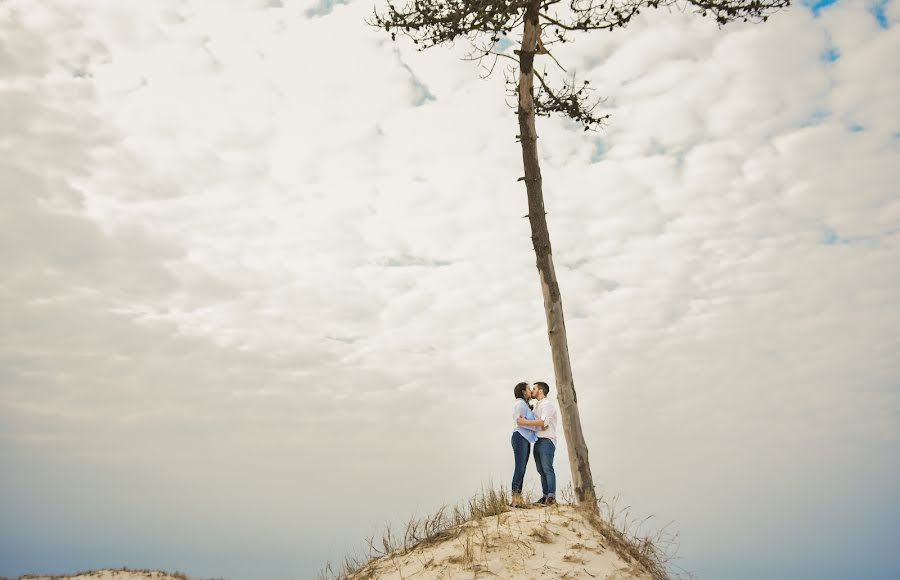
[369,0,790,507]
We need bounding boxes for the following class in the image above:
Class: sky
[0,0,898,579]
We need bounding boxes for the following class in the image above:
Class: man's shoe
[545,496,557,505]
[532,496,547,506]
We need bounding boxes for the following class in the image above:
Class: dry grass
[319,485,691,580]
[529,527,554,543]
[564,488,693,580]
[318,486,514,580]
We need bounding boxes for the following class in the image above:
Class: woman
[511,381,540,508]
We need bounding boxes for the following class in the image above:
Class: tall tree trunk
[517,0,597,508]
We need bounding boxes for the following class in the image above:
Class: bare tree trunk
[517,0,597,508]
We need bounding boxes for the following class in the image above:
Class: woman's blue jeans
[534,438,556,498]
[511,431,531,494]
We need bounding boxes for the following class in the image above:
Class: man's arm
[516,416,547,428]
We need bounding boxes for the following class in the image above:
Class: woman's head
[514,382,530,400]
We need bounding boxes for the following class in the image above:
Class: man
[516,381,558,505]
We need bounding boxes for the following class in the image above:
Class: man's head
[533,381,550,400]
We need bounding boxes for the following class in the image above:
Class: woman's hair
[513,382,529,400]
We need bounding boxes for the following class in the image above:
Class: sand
[16,571,200,580]
[347,504,653,579]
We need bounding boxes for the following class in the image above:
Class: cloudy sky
[1,0,898,578]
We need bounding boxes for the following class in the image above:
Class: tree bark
[517,0,597,508]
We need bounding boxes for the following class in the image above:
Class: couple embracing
[510,381,558,508]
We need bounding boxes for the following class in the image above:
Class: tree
[368,0,790,507]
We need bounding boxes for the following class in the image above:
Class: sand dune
[16,570,204,580]
[346,504,654,579]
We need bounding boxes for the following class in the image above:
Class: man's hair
[534,381,550,397]
[513,382,530,400]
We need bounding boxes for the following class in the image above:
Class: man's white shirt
[534,397,558,446]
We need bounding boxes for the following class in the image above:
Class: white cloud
[1,0,898,578]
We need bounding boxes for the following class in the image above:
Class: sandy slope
[348,504,653,579]
[17,570,200,580]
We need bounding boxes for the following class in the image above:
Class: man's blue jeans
[511,431,531,494]
[533,438,556,498]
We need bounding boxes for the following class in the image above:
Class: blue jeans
[534,438,556,498]
[511,431,531,494]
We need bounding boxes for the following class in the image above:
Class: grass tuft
[576,491,694,580]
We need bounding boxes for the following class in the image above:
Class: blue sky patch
[800,109,830,127]
[805,0,891,28]
[396,59,436,106]
[496,37,513,52]
[590,139,606,163]
[411,83,436,106]
[871,0,890,28]
[821,225,900,245]
[821,226,841,245]
[804,0,839,15]
[305,0,349,18]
